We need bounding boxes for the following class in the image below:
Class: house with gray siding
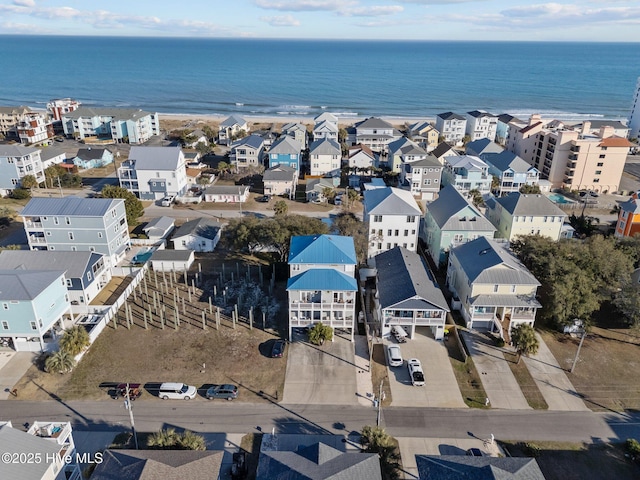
[282,123,308,149]
[21,197,130,268]
[387,137,429,173]
[218,115,248,146]
[441,155,492,194]
[0,145,45,196]
[230,135,265,170]
[399,155,444,200]
[0,269,72,352]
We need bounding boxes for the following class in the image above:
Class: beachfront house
[0,250,111,309]
[399,156,444,200]
[282,122,308,149]
[229,135,264,170]
[218,115,248,146]
[61,107,160,144]
[495,114,525,145]
[465,110,498,142]
[263,165,298,198]
[441,155,492,194]
[16,111,54,145]
[347,117,402,153]
[309,138,341,176]
[375,246,449,340]
[0,106,32,138]
[171,217,222,252]
[21,197,130,268]
[363,186,422,259]
[47,98,81,122]
[446,236,541,340]
[267,135,302,171]
[387,137,429,173]
[407,121,439,151]
[204,185,250,203]
[287,235,358,340]
[423,185,497,265]
[484,192,566,241]
[118,146,188,201]
[0,145,45,196]
[0,269,72,353]
[416,455,545,480]
[435,112,467,145]
[70,147,114,170]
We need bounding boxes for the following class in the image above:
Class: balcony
[290,300,354,311]
[564,170,574,178]
[566,160,577,169]
[570,145,580,153]
[25,220,43,229]
[29,236,47,244]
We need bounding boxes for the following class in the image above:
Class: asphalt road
[2,401,639,444]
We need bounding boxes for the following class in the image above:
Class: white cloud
[341,5,404,17]
[0,20,51,34]
[397,0,489,4]
[260,14,301,26]
[12,0,35,7]
[254,0,348,11]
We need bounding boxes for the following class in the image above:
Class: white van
[161,195,175,207]
[158,382,197,400]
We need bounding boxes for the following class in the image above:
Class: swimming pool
[547,193,574,205]
[132,248,154,264]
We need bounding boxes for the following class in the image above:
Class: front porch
[466,297,539,342]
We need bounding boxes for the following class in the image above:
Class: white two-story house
[286,235,358,341]
[435,112,467,145]
[363,187,422,259]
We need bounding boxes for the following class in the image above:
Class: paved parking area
[281,332,359,405]
[460,331,531,410]
[386,328,466,409]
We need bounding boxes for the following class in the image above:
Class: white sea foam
[236,102,244,106]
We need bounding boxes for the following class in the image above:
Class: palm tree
[178,430,206,451]
[360,426,401,480]
[147,428,180,449]
[308,323,333,345]
[59,325,90,356]
[45,350,76,374]
[510,323,540,364]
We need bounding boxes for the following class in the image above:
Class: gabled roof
[73,147,110,161]
[309,138,341,155]
[306,177,335,193]
[446,155,489,172]
[451,237,540,286]
[355,117,394,130]
[431,142,458,159]
[406,155,442,168]
[0,105,31,115]
[128,146,183,171]
[269,135,303,155]
[0,270,65,301]
[205,185,250,195]
[0,425,63,480]
[91,449,224,480]
[287,268,357,292]
[427,185,495,232]
[256,442,381,480]
[497,113,523,124]
[63,107,154,121]
[375,247,449,312]
[364,187,421,216]
[416,455,545,480]
[289,234,357,265]
[314,112,339,124]
[465,138,503,157]
[0,144,40,157]
[494,192,565,217]
[282,122,307,133]
[220,115,246,127]
[520,122,543,134]
[482,151,533,174]
[172,217,222,240]
[264,165,298,181]
[143,216,175,236]
[620,197,640,214]
[0,250,103,279]
[437,112,465,121]
[349,144,375,159]
[231,134,264,150]
[407,121,432,133]
[21,197,123,217]
[467,109,496,118]
[40,147,66,162]
[388,137,427,157]
[314,120,339,133]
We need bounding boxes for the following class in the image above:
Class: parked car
[158,382,197,400]
[271,339,286,358]
[386,345,403,367]
[205,384,238,400]
[231,451,248,479]
[407,358,425,386]
[256,194,271,202]
[392,325,408,343]
[466,448,486,457]
[161,195,175,207]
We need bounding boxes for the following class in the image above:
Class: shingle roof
[314,112,339,124]
[256,442,381,480]
[74,147,110,161]
[497,113,522,124]
[205,185,250,195]
[482,151,533,174]
[355,117,394,130]
[128,146,183,170]
[232,134,264,150]
[151,250,193,262]
[0,425,63,480]
[269,135,303,154]
[287,268,358,292]
[21,197,123,217]
[0,270,65,301]
[143,216,175,237]
[427,185,495,232]
[0,106,31,115]
[0,250,102,279]
[309,138,341,155]
[465,138,503,157]
[375,247,449,311]
[39,147,66,162]
[220,115,246,127]
[63,107,154,121]
[0,144,40,157]
[264,165,298,181]
[289,234,357,265]
[575,119,628,130]
[437,112,465,121]
[416,455,546,480]
[172,217,222,240]
[620,197,640,214]
[467,110,496,118]
[314,120,339,133]
[388,137,427,157]
[494,192,565,217]
[406,155,442,168]
[446,155,489,172]
[364,187,421,216]
[431,142,458,159]
[451,237,540,286]
[91,449,224,480]
[520,122,543,134]
[349,144,375,159]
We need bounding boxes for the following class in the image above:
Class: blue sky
[1,0,639,41]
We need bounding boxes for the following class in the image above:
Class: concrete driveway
[281,332,359,406]
[460,330,530,410]
[521,333,589,411]
[386,328,466,409]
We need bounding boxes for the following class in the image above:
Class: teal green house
[423,185,496,266]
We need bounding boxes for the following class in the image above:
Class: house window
[98,232,103,238]
[407,216,416,223]
[2,303,8,310]
[423,179,431,185]
[411,229,415,234]
[404,229,408,236]
[46,231,51,236]
[66,279,72,287]
[599,154,605,158]
[493,284,499,293]
[511,285,516,293]
[374,215,382,222]
[593,178,600,183]
[68,232,74,240]
[377,243,382,249]
[30,321,37,331]
[39,319,43,328]
[386,243,391,249]
[1,321,8,330]
[87,271,92,281]
[53,217,59,225]
[403,243,407,248]
[394,230,399,236]
[371,229,375,234]
[595,170,602,175]
[387,229,392,236]
[65,217,70,225]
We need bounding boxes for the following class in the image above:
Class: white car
[158,382,197,400]
[407,358,425,386]
[387,345,403,367]
[161,195,175,207]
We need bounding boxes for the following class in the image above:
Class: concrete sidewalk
[0,352,36,400]
[354,335,375,407]
[522,333,589,411]
[460,331,530,410]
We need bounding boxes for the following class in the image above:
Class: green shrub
[522,442,541,457]
[625,438,640,456]
[11,188,31,199]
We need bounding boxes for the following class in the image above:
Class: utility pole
[570,330,587,373]
[124,383,139,449]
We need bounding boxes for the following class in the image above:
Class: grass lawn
[500,441,640,480]
[444,327,489,408]
[540,327,640,412]
[10,252,289,402]
[503,351,548,410]
[371,343,393,407]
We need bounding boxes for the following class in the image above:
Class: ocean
[1,35,639,121]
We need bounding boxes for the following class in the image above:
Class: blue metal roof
[21,197,123,217]
[287,269,357,291]
[288,235,357,265]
